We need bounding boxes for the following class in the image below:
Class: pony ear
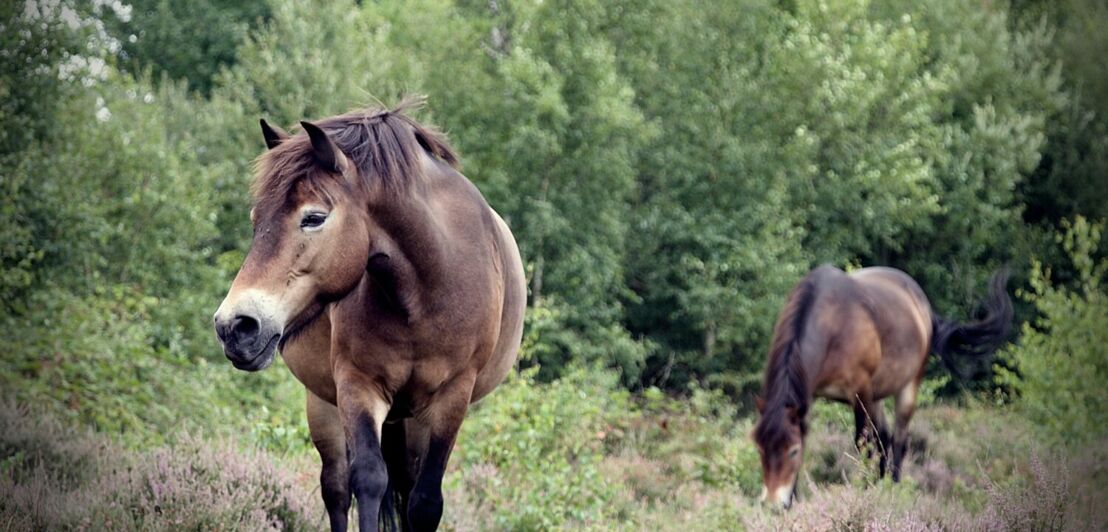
[300,121,350,175]
[755,395,765,414]
[259,119,289,150]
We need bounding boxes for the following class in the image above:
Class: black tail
[378,421,410,532]
[931,269,1014,377]
[378,480,404,532]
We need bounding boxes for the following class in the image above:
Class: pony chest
[279,315,338,403]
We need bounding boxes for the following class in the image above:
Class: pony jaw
[228,334,280,371]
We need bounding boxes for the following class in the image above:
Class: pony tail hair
[377,423,410,532]
[377,480,403,532]
[931,268,1014,377]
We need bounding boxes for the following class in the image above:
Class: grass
[440,372,1108,531]
[2,373,1105,531]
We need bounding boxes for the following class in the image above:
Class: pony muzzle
[776,486,795,509]
[213,290,286,371]
[760,482,796,510]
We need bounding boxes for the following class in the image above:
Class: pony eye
[300,212,328,229]
[789,447,800,458]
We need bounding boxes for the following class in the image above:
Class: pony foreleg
[853,400,872,454]
[852,395,879,456]
[307,392,352,532]
[337,383,391,532]
[408,372,476,532]
[853,396,891,477]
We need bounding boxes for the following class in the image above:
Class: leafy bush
[630,385,763,495]
[998,217,1108,441]
[441,370,1105,531]
[106,0,269,95]
[0,287,312,451]
[449,366,634,529]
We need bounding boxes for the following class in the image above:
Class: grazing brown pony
[753,265,1011,508]
[212,98,526,531]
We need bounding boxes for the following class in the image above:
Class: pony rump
[754,272,819,449]
[931,268,1014,377]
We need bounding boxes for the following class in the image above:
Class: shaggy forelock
[250,96,459,210]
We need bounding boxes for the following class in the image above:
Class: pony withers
[753,266,1012,508]
[213,98,526,532]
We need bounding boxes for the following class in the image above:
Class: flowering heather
[0,402,321,530]
[5,380,1106,531]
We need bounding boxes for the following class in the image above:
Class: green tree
[2,0,97,307]
[452,0,654,379]
[107,0,269,94]
[1012,0,1108,225]
[998,217,1107,441]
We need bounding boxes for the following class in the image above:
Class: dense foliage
[5,0,1105,402]
[998,217,1107,440]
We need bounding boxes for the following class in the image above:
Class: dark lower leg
[877,425,891,478]
[870,406,891,478]
[308,393,352,532]
[320,452,351,531]
[852,398,875,458]
[891,431,908,482]
[891,413,913,482]
[407,377,471,532]
[853,404,868,452]
[892,381,919,483]
[380,421,414,530]
[408,435,452,532]
[349,413,388,532]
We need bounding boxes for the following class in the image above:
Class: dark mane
[251,95,458,206]
[753,272,818,449]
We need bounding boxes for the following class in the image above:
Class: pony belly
[816,381,857,403]
[870,353,926,399]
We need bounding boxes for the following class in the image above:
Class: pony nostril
[232,315,260,338]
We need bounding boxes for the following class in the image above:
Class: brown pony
[753,266,1011,508]
[212,98,526,531]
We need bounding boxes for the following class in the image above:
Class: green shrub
[0,287,311,451]
[446,367,762,529]
[632,384,763,496]
[449,365,634,529]
[998,216,1108,442]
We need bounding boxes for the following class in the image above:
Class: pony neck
[754,350,813,454]
[764,348,812,418]
[362,178,452,320]
[761,274,821,428]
